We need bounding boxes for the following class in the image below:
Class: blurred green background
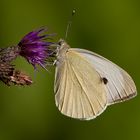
[0,0,139,140]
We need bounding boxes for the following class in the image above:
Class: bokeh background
[0,0,139,140]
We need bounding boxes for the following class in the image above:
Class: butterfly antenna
[65,9,76,40]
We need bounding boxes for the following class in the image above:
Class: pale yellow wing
[71,48,137,105]
[54,50,107,120]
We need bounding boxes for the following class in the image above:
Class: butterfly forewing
[71,48,137,105]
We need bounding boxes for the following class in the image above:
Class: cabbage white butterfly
[54,39,137,120]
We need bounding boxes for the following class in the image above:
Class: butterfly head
[55,39,70,63]
[58,39,65,46]
[57,39,70,54]
[58,39,70,48]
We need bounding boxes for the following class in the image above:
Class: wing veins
[71,61,106,110]
[70,64,96,115]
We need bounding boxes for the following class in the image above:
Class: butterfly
[54,39,137,120]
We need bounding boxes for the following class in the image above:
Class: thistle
[0,27,56,86]
[18,28,55,69]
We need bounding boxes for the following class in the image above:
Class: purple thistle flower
[18,28,55,69]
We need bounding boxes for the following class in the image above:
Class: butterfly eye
[58,39,65,46]
[58,41,62,46]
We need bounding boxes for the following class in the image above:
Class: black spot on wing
[102,77,108,84]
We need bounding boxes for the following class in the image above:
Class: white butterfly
[54,39,137,120]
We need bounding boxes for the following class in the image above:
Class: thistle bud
[0,63,32,86]
[0,46,19,63]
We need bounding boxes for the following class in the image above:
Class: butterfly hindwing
[54,49,107,120]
